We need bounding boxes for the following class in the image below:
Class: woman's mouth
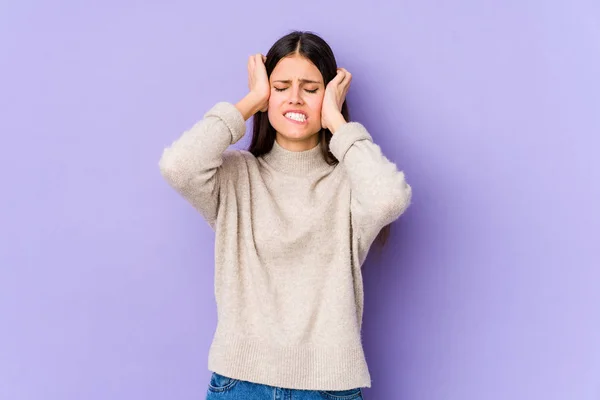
[284,112,308,125]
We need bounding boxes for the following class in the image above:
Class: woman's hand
[236,54,270,120]
[247,54,270,112]
[321,68,352,133]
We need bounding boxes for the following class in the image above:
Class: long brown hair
[248,31,390,246]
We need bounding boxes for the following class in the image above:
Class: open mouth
[284,112,308,124]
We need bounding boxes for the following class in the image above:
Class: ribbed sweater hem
[207,332,372,390]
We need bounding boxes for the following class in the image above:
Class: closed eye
[274,87,319,93]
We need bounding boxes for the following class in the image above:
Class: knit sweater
[159,102,412,390]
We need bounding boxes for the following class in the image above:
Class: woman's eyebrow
[273,79,322,84]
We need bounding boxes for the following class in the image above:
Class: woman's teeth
[285,112,306,122]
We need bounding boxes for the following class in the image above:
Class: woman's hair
[248,30,391,246]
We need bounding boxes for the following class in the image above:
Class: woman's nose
[288,85,304,104]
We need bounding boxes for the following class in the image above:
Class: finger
[339,68,351,85]
[330,69,345,86]
[339,77,351,94]
[342,75,352,90]
[255,54,266,70]
[248,59,253,85]
[248,57,253,88]
[262,54,266,63]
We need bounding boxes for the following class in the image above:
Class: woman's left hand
[321,68,352,133]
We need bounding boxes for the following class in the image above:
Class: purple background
[1,1,599,399]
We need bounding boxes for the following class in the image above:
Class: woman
[159,31,412,399]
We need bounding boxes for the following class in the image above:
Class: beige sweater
[159,102,411,390]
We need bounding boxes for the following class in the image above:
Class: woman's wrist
[328,112,347,134]
[235,93,265,121]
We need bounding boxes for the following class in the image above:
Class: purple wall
[1,1,599,399]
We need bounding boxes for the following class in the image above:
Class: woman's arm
[159,54,269,227]
[322,68,411,256]
[158,99,247,226]
[330,121,412,250]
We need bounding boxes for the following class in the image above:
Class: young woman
[159,31,412,399]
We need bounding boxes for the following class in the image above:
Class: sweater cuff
[329,122,373,161]
[204,102,247,144]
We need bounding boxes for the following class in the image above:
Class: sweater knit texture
[159,102,412,390]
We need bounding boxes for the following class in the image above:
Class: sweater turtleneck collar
[261,139,332,175]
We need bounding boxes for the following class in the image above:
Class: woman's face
[267,54,325,150]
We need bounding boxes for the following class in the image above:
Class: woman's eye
[273,87,318,93]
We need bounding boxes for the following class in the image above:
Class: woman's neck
[275,132,320,152]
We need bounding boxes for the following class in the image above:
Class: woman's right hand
[247,53,270,112]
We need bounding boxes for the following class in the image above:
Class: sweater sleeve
[158,102,246,227]
[329,122,412,260]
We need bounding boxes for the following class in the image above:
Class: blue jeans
[206,372,364,399]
